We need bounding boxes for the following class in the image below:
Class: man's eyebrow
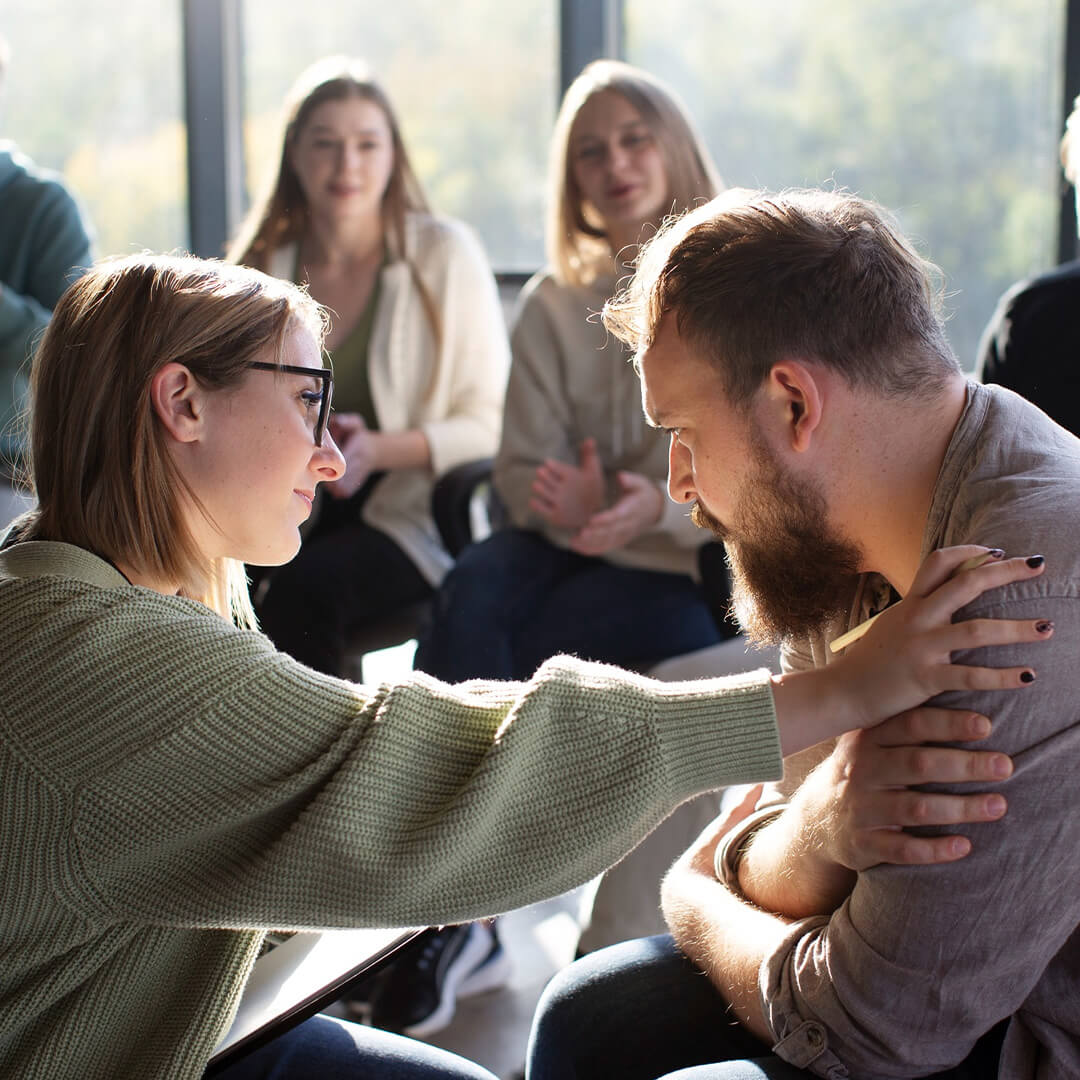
[644,408,677,431]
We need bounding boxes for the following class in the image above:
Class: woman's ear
[763,360,823,453]
[150,363,203,444]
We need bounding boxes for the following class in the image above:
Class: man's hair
[1062,94,1080,185]
[24,253,325,626]
[604,188,961,404]
[547,59,722,287]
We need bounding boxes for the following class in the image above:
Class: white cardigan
[270,213,509,586]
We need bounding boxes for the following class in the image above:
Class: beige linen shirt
[766,383,1080,1079]
[495,270,707,578]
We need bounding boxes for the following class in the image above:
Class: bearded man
[525,189,1080,1080]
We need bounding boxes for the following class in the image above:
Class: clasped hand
[528,438,663,554]
[325,413,378,499]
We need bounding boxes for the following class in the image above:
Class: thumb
[617,470,648,493]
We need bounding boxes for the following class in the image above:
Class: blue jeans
[210,1013,497,1080]
[526,936,1006,1080]
[415,529,725,681]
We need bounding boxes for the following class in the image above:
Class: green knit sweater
[0,540,781,1079]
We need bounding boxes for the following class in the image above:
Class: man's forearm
[662,835,796,1044]
[738,799,856,919]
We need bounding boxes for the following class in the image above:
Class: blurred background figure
[977,93,1080,436]
[416,59,750,970]
[416,59,734,686]
[0,33,93,506]
[229,56,509,680]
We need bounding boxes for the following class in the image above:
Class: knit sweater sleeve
[60,593,780,931]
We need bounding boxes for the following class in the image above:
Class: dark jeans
[414,529,726,682]
[526,936,1006,1080]
[209,1013,496,1079]
[255,485,431,677]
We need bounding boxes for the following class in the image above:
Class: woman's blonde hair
[24,253,325,627]
[547,60,722,287]
[227,55,430,269]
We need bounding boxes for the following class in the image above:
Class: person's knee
[529,936,681,1071]
[434,531,547,621]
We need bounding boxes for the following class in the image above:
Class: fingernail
[1026,555,1045,568]
[969,713,991,736]
[986,795,1007,817]
[991,754,1012,778]
[987,548,1005,559]
[1036,620,1054,634]
[1020,670,1036,684]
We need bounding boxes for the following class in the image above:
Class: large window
[3,1,187,257]
[626,0,1066,368]
[241,0,556,271]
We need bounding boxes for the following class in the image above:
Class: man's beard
[691,450,863,647]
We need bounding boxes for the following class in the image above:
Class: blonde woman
[230,56,508,677]
[416,61,726,683]
[0,252,1051,1077]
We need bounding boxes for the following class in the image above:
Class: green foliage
[1,0,1068,368]
[626,0,1065,367]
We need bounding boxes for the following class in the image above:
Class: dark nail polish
[1036,620,1054,633]
[1026,555,1045,568]
[988,548,1005,559]
[1020,670,1036,684]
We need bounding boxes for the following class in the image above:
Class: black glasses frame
[248,362,334,446]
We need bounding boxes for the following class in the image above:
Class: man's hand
[569,471,664,555]
[739,707,1013,919]
[528,437,605,529]
[325,413,379,499]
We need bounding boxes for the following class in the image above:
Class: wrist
[771,663,864,755]
[738,805,856,918]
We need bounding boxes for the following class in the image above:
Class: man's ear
[761,360,823,453]
[149,363,203,444]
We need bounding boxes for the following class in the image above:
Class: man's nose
[667,436,695,504]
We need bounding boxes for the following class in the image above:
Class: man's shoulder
[935,392,1080,603]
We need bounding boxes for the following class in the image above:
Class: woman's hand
[325,413,379,499]
[528,437,605,529]
[772,545,1052,756]
[569,471,664,555]
[832,546,1050,731]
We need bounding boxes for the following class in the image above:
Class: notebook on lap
[205,925,422,1074]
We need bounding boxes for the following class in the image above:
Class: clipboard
[205,925,423,1074]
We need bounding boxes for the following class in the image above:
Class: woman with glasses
[228,55,508,678]
[0,250,1050,1079]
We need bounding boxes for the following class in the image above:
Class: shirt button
[806,1025,825,1047]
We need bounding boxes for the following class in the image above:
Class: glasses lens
[316,373,332,446]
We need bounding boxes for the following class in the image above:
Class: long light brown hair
[24,253,325,626]
[228,56,429,267]
[228,56,441,349]
[548,60,722,287]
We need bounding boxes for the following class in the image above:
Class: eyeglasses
[248,362,334,446]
